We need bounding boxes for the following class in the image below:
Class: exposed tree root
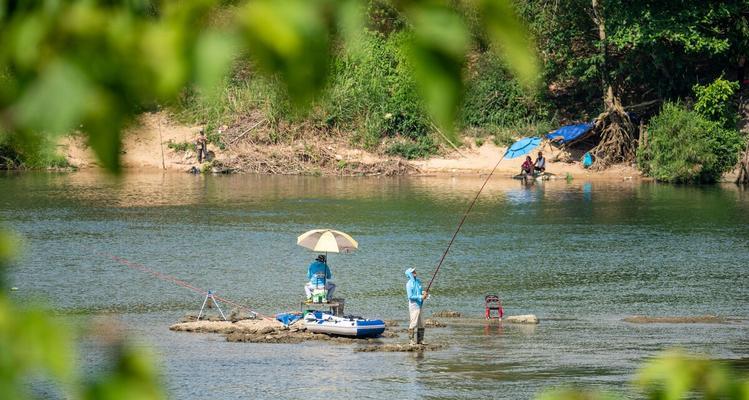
[590,99,637,170]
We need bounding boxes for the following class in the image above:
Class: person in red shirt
[521,156,533,176]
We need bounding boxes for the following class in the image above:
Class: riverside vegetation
[2,1,747,181]
[1,1,749,399]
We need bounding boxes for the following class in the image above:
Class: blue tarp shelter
[545,123,594,144]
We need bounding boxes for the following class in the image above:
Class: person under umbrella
[305,254,336,302]
[534,151,546,173]
[521,156,533,176]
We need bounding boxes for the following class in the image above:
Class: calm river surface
[3,171,748,399]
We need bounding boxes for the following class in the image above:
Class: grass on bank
[173,30,552,159]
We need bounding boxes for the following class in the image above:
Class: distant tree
[519,0,748,168]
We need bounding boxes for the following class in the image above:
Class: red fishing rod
[106,254,274,320]
[424,150,512,294]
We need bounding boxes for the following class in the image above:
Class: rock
[335,154,343,161]
[384,320,399,327]
[623,315,727,324]
[432,310,462,318]
[505,314,539,324]
[354,343,446,352]
[424,318,446,328]
[258,326,274,335]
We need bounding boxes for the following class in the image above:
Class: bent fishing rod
[106,254,274,320]
[424,150,509,294]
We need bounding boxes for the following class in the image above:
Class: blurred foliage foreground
[1,1,749,399]
[0,0,539,174]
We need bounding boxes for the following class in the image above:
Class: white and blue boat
[303,311,385,338]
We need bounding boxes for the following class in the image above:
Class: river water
[3,171,748,399]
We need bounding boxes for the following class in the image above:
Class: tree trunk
[737,140,749,185]
[589,0,636,169]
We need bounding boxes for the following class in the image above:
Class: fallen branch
[229,120,266,145]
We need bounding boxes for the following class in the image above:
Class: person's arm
[326,265,332,280]
[307,264,313,280]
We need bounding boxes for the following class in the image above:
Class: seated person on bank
[534,151,546,173]
[521,156,534,176]
[305,254,336,302]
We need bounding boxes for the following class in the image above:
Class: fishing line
[425,152,507,293]
[106,254,274,320]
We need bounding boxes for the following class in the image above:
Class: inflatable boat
[303,311,385,337]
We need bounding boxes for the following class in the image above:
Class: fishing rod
[107,254,274,320]
[424,151,509,294]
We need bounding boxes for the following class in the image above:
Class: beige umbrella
[297,229,358,254]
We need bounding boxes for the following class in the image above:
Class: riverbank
[59,112,643,180]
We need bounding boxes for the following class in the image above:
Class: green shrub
[323,31,431,143]
[385,135,437,159]
[638,102,743,183]
[460,52,548,129]
[0,133,71,169]
[176,31,433,149]
[166,140,196,152]
[492,128,516,147]
[693,77,739,128]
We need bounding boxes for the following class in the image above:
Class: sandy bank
[60,112,641,180]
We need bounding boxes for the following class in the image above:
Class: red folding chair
[485,295,504,319]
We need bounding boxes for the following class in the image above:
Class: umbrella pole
[425,151,508,294]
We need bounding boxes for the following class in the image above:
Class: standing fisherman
[196,128,208,163]
[405,268,427,345]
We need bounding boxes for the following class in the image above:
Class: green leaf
[83,343,165,400]
[406,6,469,140]
[0,231,21,266]
[236,0,331,109]
[337,0,366,54]
[141,25,189,99]
[477,0,539,88]
[193,31,239,97]
[82,91,123,175]
[636,349,748,400]
[0,297,76,398]
[14,60,92,135]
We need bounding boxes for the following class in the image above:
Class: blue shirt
[307,261,332,286]
[405,270,423,307]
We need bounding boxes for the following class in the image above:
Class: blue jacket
[307,261,332,286]
[405,269,423,307]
